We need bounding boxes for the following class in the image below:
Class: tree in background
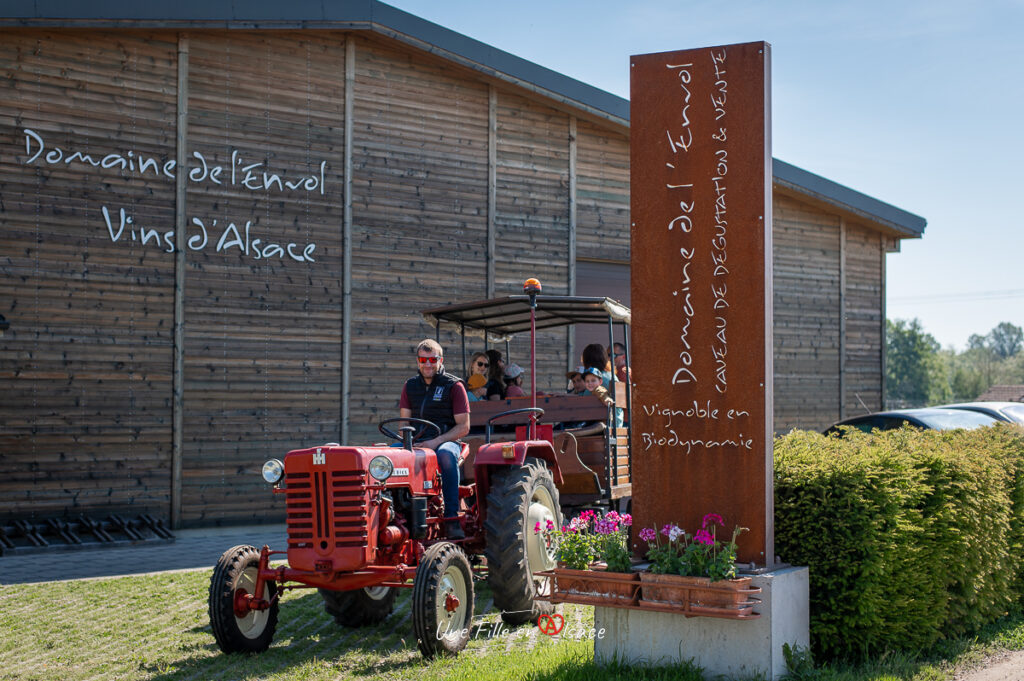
[891,320,1024,404]
[885,319,950,408]
[988,322,1023,360]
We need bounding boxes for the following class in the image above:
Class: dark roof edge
[773,159,926,238]
[0,0,631,126]
[1,0,926,238]
[368,3,630,127]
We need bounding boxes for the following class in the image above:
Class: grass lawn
[1,567,1023,681]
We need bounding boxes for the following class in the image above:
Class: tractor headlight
[368,455,394,482]
[262,458,284,484]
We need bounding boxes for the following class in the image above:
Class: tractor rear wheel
[411,542,475,659]
[208,545,278,653]
[318,586,396,627]
[484,456,562,626]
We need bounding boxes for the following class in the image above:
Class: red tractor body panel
[473,439,562,486]
[283,444,440,573]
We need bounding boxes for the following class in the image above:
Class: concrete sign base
[594,566,809,680]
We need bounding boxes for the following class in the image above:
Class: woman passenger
[581,343,613,389]
[483,349,506,400]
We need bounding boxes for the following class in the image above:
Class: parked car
[825,408,999,435]
[935,401,1024,424]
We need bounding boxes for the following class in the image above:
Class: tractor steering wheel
[378,417,442,444]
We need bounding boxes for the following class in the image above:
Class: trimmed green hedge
[774,424,1024,660]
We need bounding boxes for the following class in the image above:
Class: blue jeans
[435,442,462,518]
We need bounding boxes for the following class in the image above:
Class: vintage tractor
[208,282,564,659]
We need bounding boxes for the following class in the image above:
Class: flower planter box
[639,574,759,616]
[535,570,760,620]
[547,567,641,606]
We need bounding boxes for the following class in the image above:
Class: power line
[889,288,1024,305]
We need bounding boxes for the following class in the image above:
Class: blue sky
[385,0,1024,350]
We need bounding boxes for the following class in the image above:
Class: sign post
[629,41,773,566]
[595,43,808,680]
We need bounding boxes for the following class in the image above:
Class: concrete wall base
[594,566,809,680]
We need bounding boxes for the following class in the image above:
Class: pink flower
[660,523,683,541]
[621,513,633,527]
[639,527,656,542]
[534,522,541,533]
[694,529,715,546]
[702,513,724,529]
[545,519,555,531]
[606,510,620,522]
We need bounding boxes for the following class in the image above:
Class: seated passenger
[466,373,488,402]
[504,363,527,398]
[583,367,623,428]
[581,343,613,389]
[612,342,632,383]
[485,349,507,400]
[566,367,586,394]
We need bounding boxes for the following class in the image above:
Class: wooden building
[0,2,925,528]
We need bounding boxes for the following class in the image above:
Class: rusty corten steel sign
[630,42,773,566]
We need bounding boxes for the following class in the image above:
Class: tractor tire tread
[483,457,560,626]
[412,542,474,659]
[208,544,278,654]
[318,587,396,627]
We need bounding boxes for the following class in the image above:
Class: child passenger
[466,373,488,402]
[504,363,526,398]
[582,367,623,427]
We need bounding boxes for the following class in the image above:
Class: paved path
[956,651,1024,681]
[0,524,287,584]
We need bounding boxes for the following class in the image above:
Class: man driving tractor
[398,339,470,539]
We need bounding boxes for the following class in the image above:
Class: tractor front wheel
[411,542,475,659]
[208,544,279,653]
[318,586,396,627]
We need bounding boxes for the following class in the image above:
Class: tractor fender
[473,440,563,486]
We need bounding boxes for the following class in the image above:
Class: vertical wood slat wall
[0,27,893,526]
[771,194,886,432]
[772,195,841,431]
[0,31,179,522]
[178,32,347,524]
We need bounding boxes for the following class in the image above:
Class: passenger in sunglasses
[399,339,470,539]
[469,350,503,401]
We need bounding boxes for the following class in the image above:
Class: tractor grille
[285,469,368,550]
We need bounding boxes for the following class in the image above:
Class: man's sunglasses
[417,356,441,365]
[475,361,489,368]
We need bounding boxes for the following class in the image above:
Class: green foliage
[540,510,633,572]
[895,318,1024,403]
[885,318,950,407]
[640,525,686,575]
[782,642,816,680]
[987,322,1023,360]
[553,526,598,570]
[637,518,744,580]
[775,425,1024,661]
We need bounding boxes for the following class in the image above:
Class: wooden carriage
[422,294,632,509]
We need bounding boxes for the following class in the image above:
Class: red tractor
[208,282,563,659]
